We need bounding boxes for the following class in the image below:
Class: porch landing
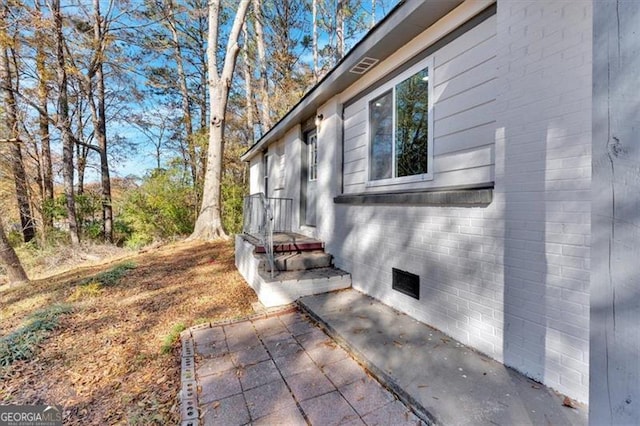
[298,289,588,426]
[241,232,324,253]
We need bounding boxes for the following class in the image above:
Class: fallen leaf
[563,396,577,409]
[212,401,220,410]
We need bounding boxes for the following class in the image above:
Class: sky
[94,0,400,182]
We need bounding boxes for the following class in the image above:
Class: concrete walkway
[180,307,422,425]
[298,289,588,426]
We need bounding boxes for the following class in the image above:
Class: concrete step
[259,251,333,272]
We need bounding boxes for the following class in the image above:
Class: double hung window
[368,58,433,185]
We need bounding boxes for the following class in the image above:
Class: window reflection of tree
[370,90,393,180]
[396,69,429,177]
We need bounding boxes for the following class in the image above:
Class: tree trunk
[312,0,318,83]
[190,0,250,240]
[35,0,53,230]
[52,0,80,245]
[0,219,28,285]
[242,23,254,144]
[336,0,345,62]
[0,12,36,243]
[252,0,271,133]
[165,0,198,193]
[371,0,376,28]
[76,141,88,195]
[93,0,113,243]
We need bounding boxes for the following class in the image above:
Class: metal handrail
[243,193,293,278]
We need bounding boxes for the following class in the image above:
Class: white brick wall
[495,0,591,402]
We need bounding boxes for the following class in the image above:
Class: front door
[304,130,318,226]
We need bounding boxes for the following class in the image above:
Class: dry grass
[0,239,257,424]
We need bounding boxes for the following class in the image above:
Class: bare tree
[252,0,271,133]
[242,22,254,144]
[86,0,113,242]
[336,0,345,61]
[51,0,80,245]
[312,0,318,83]
[190,0,250,240]
[34,0,54,228]
[163,0,199,193]
[0,2,36,243]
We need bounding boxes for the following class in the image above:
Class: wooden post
[591,1,640,423]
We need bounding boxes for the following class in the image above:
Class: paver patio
[180,308,422,425]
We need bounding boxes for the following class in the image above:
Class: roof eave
[240,0,465,162]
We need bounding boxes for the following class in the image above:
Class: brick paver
[181,309,424,425]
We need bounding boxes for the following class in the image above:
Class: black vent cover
[392,268,420,300]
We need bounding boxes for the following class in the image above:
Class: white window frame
[365,55,434,188]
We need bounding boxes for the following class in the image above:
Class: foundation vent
[392,268,420,300]
[349,57,379,75]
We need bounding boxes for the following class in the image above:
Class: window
[368,59,433,185]
[308,131,318,181]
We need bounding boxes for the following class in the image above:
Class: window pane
[308,132,317,181]
[395,68,429,177]
[369,90,393,180]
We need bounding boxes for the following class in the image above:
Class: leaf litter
[0,240,257,425]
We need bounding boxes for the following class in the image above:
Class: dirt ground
[0,239,257,424]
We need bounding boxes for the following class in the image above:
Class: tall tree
[87,0,113,242]
[52,0,80,245]
[0,219,28,284]
[312,0,318,83]
[0,1,36,243]
[336,0,345,61]
[34,0,54,229]
[252,0,270,132]
[191,0,250,239]
[241,22,254,144]
[163,0,199,194]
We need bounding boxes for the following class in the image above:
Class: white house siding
[342,13,497,193]
[328,0,591,402]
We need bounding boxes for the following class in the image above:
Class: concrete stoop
[298,289,588,426]
[235,234,352,308]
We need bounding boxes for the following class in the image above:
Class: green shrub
[0,304,72,368]
[121,168,196,245]
[222,174,247,235]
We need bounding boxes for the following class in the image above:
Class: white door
[305,130,317,226]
